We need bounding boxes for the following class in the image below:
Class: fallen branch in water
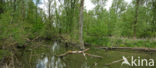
[85,53,103,58]
[105,59,123,66]
[105,57,130,66]
[58,48,89,57]
[98,47,156,52]
[57,48,102,58]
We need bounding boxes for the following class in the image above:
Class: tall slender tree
[133,0,140,39]
[48,0,53,27]
[79,0,85,49]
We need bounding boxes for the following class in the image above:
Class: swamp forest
[0,0,156,68]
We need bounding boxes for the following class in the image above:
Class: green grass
[84,36,156,48]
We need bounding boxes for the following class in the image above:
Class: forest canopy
[0,0,156,49]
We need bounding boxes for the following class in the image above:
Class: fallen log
[57,48,102,58]
[98,47,156,52]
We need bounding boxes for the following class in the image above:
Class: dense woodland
[0,0,156,49]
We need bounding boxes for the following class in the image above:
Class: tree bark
[79,0,85,49]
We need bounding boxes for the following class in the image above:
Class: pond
[13,41,156,68]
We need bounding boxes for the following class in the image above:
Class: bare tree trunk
[22,0,25,21]
[133,0,140,39]
[48,0,51,25]
[79,0,85,49]
[47,0,53,29]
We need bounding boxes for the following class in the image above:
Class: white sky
[84,0,132,11]
[38,0,132,13]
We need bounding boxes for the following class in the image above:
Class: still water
[14,41,156,68]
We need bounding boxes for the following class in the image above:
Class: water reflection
[52,42,59,53]
[81,61,90,68]
[36,42,66,68]
[36,56,66,68]
[33,41,156,68]
[36,57,48,68]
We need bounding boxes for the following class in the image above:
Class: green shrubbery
[0,0,49,48]
[0,0,156,49]
[84,36,156,48]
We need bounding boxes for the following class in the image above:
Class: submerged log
[98,47,156,52]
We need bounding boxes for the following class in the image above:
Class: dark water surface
[14,41,156,68]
